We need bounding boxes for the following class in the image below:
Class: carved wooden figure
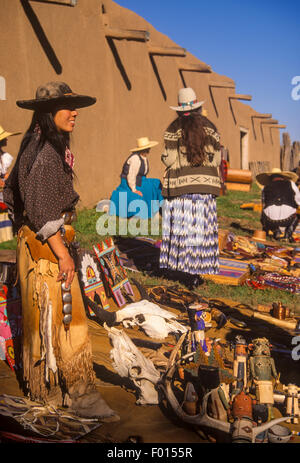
[232,335,248,394]
[283,384,300,424]
[249,338,278,418]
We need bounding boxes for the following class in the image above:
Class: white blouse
[263,181,300,220]
[0,152,13,177]
[126,154,149,192]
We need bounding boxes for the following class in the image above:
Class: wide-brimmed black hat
[16,81,96,112]
[256,167,298,187]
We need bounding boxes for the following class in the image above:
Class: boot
[185,275,202,291]
[284,216,298,243]
[273,229,282,241]
[69,383,120,422]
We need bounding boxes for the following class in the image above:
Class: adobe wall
[0,0,283,208]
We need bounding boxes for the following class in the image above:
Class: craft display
[246,271,300,294]
[0,284,22,370]
[203,257,250,286]
[221,233,259,259]
[147,285,202,311]
[79,252,110,313]
[159,333,290,443]
[93,237,134,307]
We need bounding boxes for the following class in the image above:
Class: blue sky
[115,0,300,143]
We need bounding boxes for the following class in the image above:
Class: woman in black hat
[256,168,300,242]
[4,82,119,421]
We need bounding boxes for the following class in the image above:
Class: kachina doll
[232,335,248,396]
[282,383,300,424]
[187,305,208,353]
[249,337,279,419]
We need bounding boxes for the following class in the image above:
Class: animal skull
[115,300,187,340]
[105,325,161,405]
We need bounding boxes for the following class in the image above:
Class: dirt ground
[1,285,300,444]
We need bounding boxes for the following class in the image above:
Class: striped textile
[159,193,219,275]
[0,212,13,243]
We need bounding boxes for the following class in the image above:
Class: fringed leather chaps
[17,226,96,406]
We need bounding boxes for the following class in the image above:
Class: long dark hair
[177,111,220,166]
[17,111,72,176]
[4,111,73,231]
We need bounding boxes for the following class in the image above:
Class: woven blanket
[203,257,250,286]
[0,285,22,370]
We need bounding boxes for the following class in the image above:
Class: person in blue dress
[109,137,164,219]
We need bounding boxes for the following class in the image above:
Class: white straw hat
[170,87,205,112]
[130,137,158,152]
[0,125,21,142]
[256,167,298,186]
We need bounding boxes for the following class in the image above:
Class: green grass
[0,237,17,250]
[74,208,162,250]
[126,269,299,309]
[216,183,262,235]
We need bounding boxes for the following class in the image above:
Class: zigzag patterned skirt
[159,193,219,275]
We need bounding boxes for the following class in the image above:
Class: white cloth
[0,152,13,177]
[115,299,187,340]
[126,154,148,192]
[263,181,300,221]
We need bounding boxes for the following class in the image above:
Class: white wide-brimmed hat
[256,167,298,186]
[0,125,21,142]
[170,87,205,112]
[130,137,159,152]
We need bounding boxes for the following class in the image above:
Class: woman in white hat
[159,87,221,289]
[4,81,119,421]
[0,125,21,203]
[0,125,21,242]
[256,168,300,242]
[109,136,163,219]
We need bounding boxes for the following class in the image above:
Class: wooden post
[292,141,300,170]
[281,132,292,171]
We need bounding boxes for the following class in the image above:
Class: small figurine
[282,384,300,424]
[182,382,198,416]
[93,238,134,307]
[209,383,230,423]
[187,305,208,353]
[249,337,279,419]
[232,335,248,395]
[230,390,256,443]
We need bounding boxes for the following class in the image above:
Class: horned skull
[105,325,161,405]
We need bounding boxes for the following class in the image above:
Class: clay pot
[268,425,292,443]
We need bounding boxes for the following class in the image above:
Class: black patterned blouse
[4,137,79,241]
